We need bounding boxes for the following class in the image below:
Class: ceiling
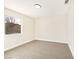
[5,0,70,18]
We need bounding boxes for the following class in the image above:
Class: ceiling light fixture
[65,0,69,4]
[34,4,41,8]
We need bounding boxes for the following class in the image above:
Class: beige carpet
[4,40,73,59]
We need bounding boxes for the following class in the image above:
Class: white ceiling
[5,0,70,18]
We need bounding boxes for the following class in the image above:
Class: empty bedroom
[4,0,74,59]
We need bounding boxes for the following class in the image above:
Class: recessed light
[34,4,41,8]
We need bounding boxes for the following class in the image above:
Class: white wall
[4,8,35,50]
[35,16,68,43]
[35,0,74,55]
[35,14,74,55]
[67,0,74,55]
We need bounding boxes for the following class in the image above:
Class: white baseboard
[4,38,73,57]
[4,38,67,52]
[35,37,74,57]
[4,40,33,52]
[35,37,68,44]
[68,44,74,57]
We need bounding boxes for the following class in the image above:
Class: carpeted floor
[4,40,73,59]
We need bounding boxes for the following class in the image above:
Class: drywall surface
[4,8,34,50]
[5,0,69,17]
[35,16,68,43]
[67,0,74,55]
